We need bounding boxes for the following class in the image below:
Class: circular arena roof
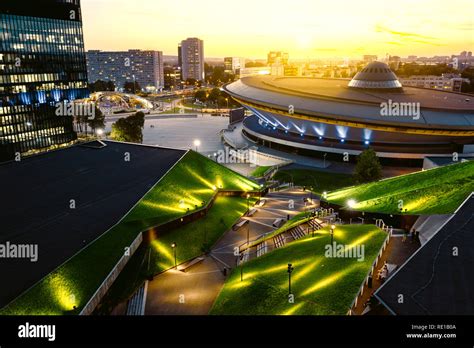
[348,61,402,90]
[224,73,474,136]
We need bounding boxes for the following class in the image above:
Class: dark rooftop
[375,194,474,315]
[0,141,186,308]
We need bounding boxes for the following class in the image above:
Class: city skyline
[82,0,474,59]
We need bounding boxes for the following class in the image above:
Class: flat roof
[241,76,474,111]
[375,194,474,315]
[225,77,474,131]
[0,141,186,308]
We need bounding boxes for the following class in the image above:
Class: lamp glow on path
[193,139,201,152]
[347,199,357,209]
[96,128,104,136]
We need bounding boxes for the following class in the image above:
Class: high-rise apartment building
[179,38,204,81]
[86,50,164,92]
[0,0,89,161]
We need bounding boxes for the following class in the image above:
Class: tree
[123,81,141,94]
[106,81,116,91]
[245,61,266,68]
[208,88,221,102]
[87,107,105,134]
[354,149,382,184]
[185,78,197,86]
[89,80,115,92]
[110,111,145,143]
[195,89,208,103]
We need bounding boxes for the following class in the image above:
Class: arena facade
[224,62,474,166]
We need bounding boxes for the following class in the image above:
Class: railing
[80,232,143,315]
[375,219,393,233]
[347,227,392,315]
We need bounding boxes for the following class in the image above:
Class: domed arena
[224,62,474,166]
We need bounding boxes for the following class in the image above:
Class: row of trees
[74,106,106,136]
[395,63,457,77]
[204,64,236,86]
[193,88,238,108]
[88,79,142,94]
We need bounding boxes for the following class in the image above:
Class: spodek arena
[224,62,474,165]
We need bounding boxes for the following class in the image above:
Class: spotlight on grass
[347,199,357,209]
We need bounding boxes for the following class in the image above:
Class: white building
[400,74,469,92]
[86,50,164,92]
[224,57,246,74]
[179,38,205,81]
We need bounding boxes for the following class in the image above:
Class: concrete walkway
[145,188,312,315]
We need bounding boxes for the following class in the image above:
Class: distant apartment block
[164,66,181,90]
[224,57,246,74]
[363,55,378,63]
[86,50,164,92]
[400,74,469,92]
[179,38,204,81]
[267,51,289,65]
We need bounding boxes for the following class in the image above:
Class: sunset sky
[81,0,474,59]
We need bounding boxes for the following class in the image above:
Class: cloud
[375,24,442,46]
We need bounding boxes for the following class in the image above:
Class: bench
[256,199,266,207]
[272,218,285,228]
[233,219,249,230]
[177,257,205,272]
[247,208,257,217]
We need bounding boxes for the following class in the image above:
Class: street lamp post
[194,139,201,152]
[330,225,336,245]
[287,263,294,295]
[240,252,244,281]
[171,242,177,269]
[247,222,250,245]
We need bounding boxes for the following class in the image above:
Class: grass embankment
[273,169,354,194]
[96,195,256,314]
[0,151,259,315]
[210,225,386,315]
[326,161,474,215]
[250,166,272,178]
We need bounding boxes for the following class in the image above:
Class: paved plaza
[144,188,315,315]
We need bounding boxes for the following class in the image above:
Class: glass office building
[0,0,89,161]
